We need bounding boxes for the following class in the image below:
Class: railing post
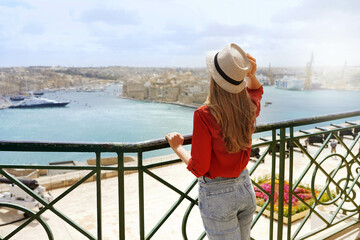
[270,129,277,240]
[96,152,102,239]
[138,151,145,239]
[117,152,125,240]
[277,128,286,239]
[287,127,294,240]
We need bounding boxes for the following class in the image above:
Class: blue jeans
[198,169,256,240]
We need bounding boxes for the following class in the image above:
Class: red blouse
[187,86,263,179]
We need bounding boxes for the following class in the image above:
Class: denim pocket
[199,186,237,221]
[244,181,257,210]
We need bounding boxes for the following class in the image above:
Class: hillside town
[1,65,360,107]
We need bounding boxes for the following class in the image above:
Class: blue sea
[1,85,360,164]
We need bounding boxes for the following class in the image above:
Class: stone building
[147,86,159,100]
[124,82,146,100]
[162,86,180,102]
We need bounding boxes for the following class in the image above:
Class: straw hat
[206,43,250,93]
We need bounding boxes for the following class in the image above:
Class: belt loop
[202,176,207,183]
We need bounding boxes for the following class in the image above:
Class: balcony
[1,110,360,239]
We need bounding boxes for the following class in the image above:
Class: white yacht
[9,97,70,108]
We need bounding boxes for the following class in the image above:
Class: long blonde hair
[205,77,257,153]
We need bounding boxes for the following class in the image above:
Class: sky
[0,0,359,68]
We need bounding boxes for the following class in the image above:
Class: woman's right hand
[166,132,184,151]
[165,132,191,165]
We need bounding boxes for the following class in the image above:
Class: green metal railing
[1,110,360,239]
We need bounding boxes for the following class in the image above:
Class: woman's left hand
[247,53,257,76]
[166,132,184,150]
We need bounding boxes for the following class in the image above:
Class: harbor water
[1,85,360,164]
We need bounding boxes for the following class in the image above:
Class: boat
[264,101,272,107]
[9,97,70,108]
[33,91,45,96]
[275,76,304,90]
[10,95,26,101]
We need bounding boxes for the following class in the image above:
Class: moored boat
[275,76,304,90]
[33,91,45,96]
[9,97,70,108]
[10,95,26,101]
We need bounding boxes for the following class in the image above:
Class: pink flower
[284,193,298,205]
[263,194,269,201]
[298,193,312,200]
[294,188,309,193]
[261,183,272,194]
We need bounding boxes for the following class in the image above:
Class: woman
[166,43,263,240]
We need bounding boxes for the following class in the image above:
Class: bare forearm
[247,75,262,89]
[173,146,191,166]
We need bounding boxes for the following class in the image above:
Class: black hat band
[214,52,243,86]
